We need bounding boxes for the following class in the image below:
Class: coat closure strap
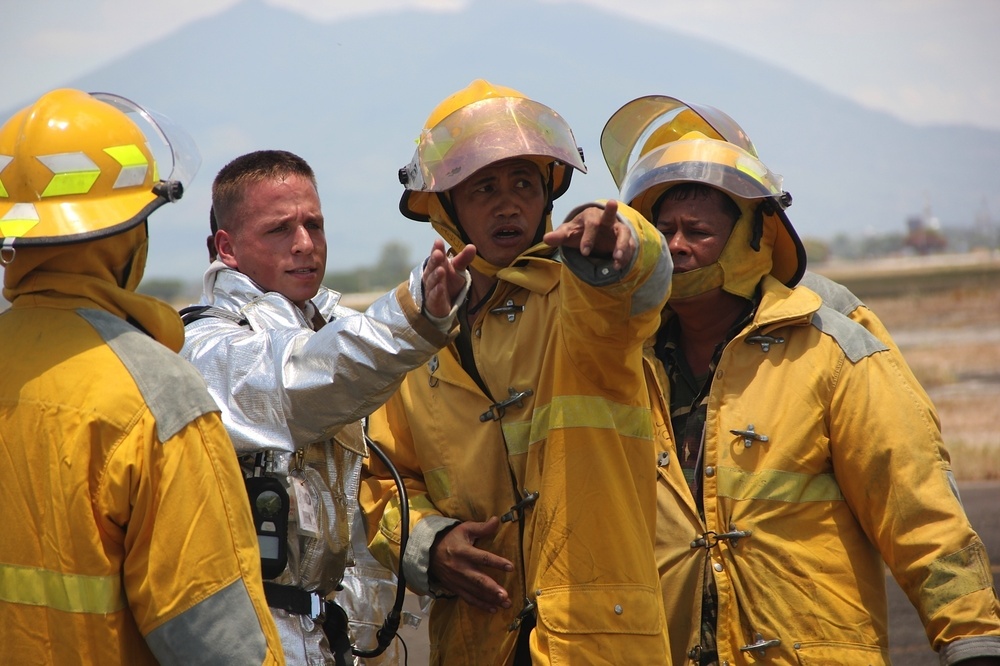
[500,489,539,524]
[691,527,752,550]
[489,299,525,322]
[479,387,533,422]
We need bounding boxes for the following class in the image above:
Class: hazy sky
[6,0,1000,130]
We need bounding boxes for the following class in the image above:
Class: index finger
[600,199,619,227]
[580,199,620,256]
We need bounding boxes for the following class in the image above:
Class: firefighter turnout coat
[0,242,282,665]
[647,276,1000,665]
[361,202,673,665]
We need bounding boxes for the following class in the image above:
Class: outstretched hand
[422,239,477,319]
[542,199,635,271]
[429,517,514,613]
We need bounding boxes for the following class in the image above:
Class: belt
[263,581,325,620]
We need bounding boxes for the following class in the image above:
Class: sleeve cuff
[558,202,638,286]
[408,262,470,334]
[939,636,1000,665]
[401,514,460,595]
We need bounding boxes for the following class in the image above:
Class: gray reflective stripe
[717,466,845,503]
[0,561,125,614]
[797,271,863,317]
[810,304,888,363]
[144,579,268,666]
[631,233,671,317]
[501,395,654,455]
[946,469,964,506]
[79,309,219,442]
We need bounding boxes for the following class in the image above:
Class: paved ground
[383,481,1000,665]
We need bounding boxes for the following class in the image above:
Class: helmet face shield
[620,138,784,214]
[601,95,757,190]
[400,96,585,194]
[604,95,806,293]
[91,92,201,198]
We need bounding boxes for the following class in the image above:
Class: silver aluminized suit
[181,261,459,665]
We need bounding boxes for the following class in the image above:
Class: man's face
[215,174,326,308]
[655,193,735,275]
[450,158,547,268]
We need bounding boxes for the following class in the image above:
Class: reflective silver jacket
[181,262,459,665]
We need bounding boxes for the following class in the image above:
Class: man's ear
[215,230,239,269]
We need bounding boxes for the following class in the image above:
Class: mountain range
[4,0,999,284]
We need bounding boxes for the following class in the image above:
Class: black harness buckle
[263,581,324,619]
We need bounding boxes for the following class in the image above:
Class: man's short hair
[652,182,742,226]
[211,150,318,232]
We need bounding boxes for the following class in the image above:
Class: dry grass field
[815,254,1000,480]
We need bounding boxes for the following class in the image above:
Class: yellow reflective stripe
[923,541,994,619]
[37,152,100,197]
[0,155,11,197]
[105,144,148,189]
[380,492,439,534]
[425,467,451,499]
[0,203,40,238]
[500,395,653,454]
[0,561,125,614]
[716,466,844,503]
[501,421,532,456]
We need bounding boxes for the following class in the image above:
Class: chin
[285,283,320,303]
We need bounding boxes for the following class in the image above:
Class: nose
[664,230,687,254]
[291,224,314,254]
[494,187,521,218]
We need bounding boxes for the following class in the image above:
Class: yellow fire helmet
[602,96,805,299]
[0,88,200,260]
[397,79,586,274]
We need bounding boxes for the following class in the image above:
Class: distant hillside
[3,0,998,283]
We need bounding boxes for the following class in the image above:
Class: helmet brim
[1,191,165,247]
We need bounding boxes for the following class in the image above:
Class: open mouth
[492,226,524,244]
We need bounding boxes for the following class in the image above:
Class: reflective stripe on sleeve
[0,561,125,614]
[922,541,995,619]
[144,578,268,666]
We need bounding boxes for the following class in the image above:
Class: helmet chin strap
[669,263,725,299]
